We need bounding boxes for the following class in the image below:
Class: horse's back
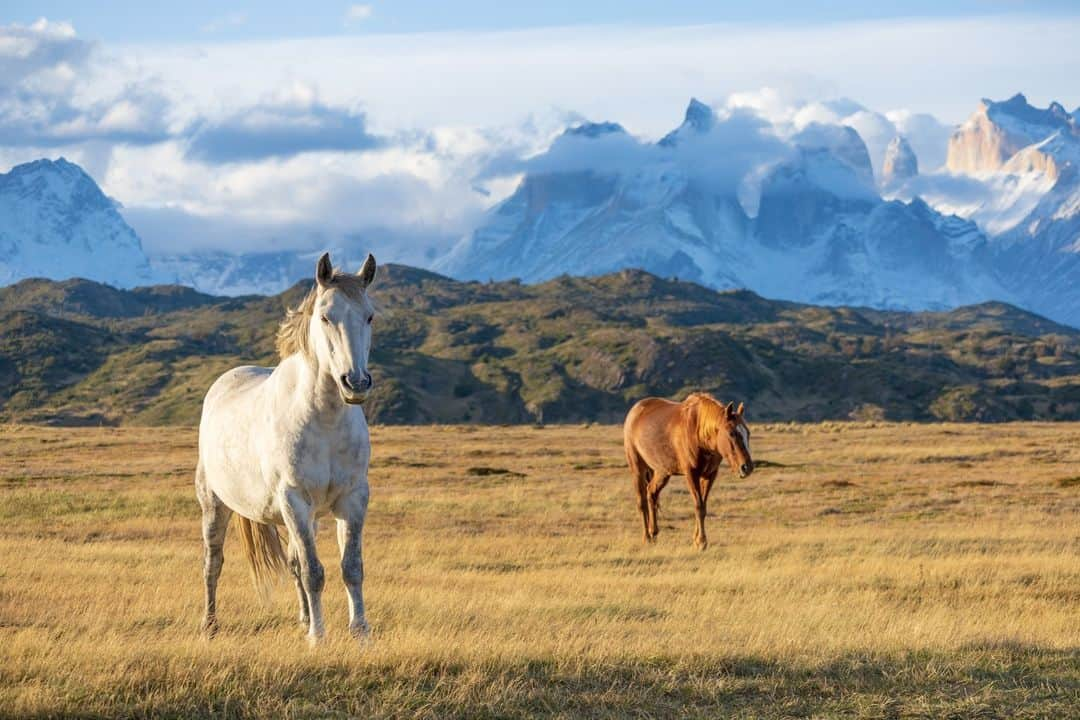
[624,397,679,435]
[624,397,683,474]
[202,365,273,416]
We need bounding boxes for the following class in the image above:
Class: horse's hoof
[350,621,371,643]
[201,617,219,639]
[306,631,326,647]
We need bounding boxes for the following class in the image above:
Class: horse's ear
[736,402,745,417]
[357,253,377,288]
[316,252,333,288]
[724,401,735,419]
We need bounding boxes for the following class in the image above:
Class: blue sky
[6,0,1080,41]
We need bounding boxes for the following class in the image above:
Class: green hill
[2,266,1080,425]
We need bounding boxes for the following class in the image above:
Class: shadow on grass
[17,646,1078,719]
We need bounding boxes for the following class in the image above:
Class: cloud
[721,88,956,180]
[475,104,791,209]
[0,19,171,148]
[0,18,88,85]
[0,84,172,147]
[106,134,490,263]
[184,99,383,164]
[201,12,248,34]
[886,109,954,173]
[841,109,897,179]
[123,204,459,266]
[344,4,373,25]
[671,108,791,196]
[516,124,654,176]
[7,14,1079,266]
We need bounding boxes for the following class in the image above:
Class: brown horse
[623,393,753,550]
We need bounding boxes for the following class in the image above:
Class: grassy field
[0,421,1077,718]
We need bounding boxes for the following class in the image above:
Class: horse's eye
[367,315,374,325]
[321,315,330,324]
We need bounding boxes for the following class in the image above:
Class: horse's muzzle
[340,370,372,404]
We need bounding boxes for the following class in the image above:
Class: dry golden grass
[0,421,1078,718]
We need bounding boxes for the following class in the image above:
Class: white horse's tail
[234,516,287,601]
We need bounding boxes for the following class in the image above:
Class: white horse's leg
[287,541,310,628]
[279,489,325,644]
[196,465,232,637]
[334,487,370,640]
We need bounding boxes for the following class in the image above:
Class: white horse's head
[309,252,377,405]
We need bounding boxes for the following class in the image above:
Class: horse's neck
[277,353,350,427]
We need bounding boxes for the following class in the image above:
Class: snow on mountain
[946,93,1078,175]
[748,130,1005,310]
[11,93,1080,326]
[436,138,748,287]
[896,95,1079,237]
[0,158,383,296]
[0,159,162,288]
[438,100,1011,313]
[907,93,1080,325]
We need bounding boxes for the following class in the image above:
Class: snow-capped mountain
[438,99,1010,312]
[946,94,1078,175]
[437,112,751,288]
[0,158,380,296]
[0,159,161,288]
[10,93,1080,327]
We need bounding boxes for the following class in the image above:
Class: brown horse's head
[698,398,753,478]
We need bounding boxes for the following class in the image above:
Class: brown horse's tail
[234,516,287,602]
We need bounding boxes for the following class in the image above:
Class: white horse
[196,252,377,645]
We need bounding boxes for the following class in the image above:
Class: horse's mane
[275,272,370,360]
[684,392,730,445]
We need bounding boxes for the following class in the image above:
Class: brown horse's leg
[685,471,707,550]
[627,450,653,543]
[697,473,717,551]
[647,474,670,539]
[636,468,654,542]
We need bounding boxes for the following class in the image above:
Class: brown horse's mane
[275,273,370,360]
[683,392,731,445]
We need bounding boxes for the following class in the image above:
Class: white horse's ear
[357,253,377,288]
[316,252,333,288]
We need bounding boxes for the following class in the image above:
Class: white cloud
[344,4,373,25]
[886,109,954,173]
[120,15,1079,135]
[0,18,172,149]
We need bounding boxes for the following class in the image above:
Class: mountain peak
[985,93,1073,128]
[948,93,1079,174]
[0,157,161,288]
[564,121,626,139]
[658,98,716,147]
[683,98,715,132]
[3,157,112,208]
[882,136,918,187]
